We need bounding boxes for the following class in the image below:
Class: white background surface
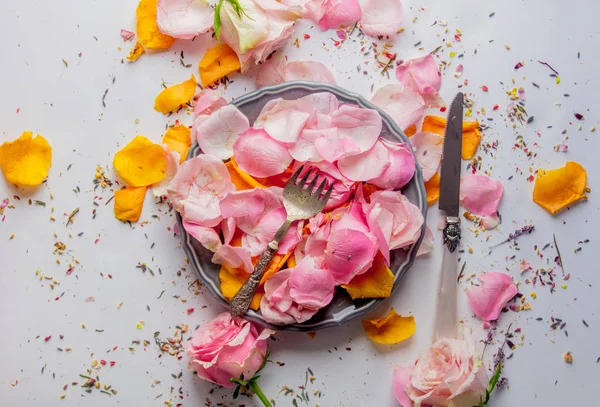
[1,0,599,406]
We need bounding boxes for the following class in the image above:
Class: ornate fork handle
[230,220,292,317]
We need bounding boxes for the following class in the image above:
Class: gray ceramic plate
[177,81,428,331]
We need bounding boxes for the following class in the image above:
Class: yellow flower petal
[162,124,191,163]
[424,171,441,206]
[136,0,175,50]
[219,265,263,311]
[342,252,394,299]
[199,44,241,87]
[127,41,146,62]
[362,308,416,345]
[287,254,297,269]
[533,161,587,214]
[114,186,147,222]
[421,115,481,159]
[113,136,166,186]
[154,74,197,114]
[0,131,52,186]
[227,157,267,190]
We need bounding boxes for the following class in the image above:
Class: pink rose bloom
[393,337,488,407]
[186,313,274,388]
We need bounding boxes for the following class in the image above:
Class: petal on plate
[152,145,180,197]
[395,54,441,95]
[194,105,250,159]
[219,189,269,224]
[368,139,415,190]
[233,128,293,177]
[466,272,518,322]
[199,44,241,87]
[341,252,394,299]
[0,131,52,187]
[283,61,337,84]
[361,308,416,344]
[409,131,443,182]
[325,228,378,284]
[162,124,191,163]
[393,366,414,407]
[314,133,359,162]
[255,99,314,143]
[424,171,440,205]
[421,115,481,160]
[360,0,403,37]
[256,52,287,88]
[303,0,362,31]
[330,104,382,153]
[288,256,335,308]
[337,139,389,181]
[136,0,175,50]
[371,84,425,130]
[193,89,228,116]
[293,161,354,210]
[157,0,213,39]
[213,244,254,274]
[416,225,434,256]
[154,74,197,114]
[288,128,329,162]
[183,219,221,252]
[300,92,340,115]
[167,154,235,226]
[113,135,166,187]
[460,174,504,216]
[225,158,268,191]
[219,265,263,310]
[114,186,147,222]
[532,161,587,214]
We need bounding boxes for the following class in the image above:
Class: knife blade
[433,92,464,341]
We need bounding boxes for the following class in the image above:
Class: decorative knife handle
[230,242,277,318]
[443,216,461,252]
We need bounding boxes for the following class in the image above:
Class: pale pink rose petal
[288,256,335,308]
[255,99,314,143]
[454,64,464,78]
[314,135,360,162]
[193,90,228,116]
[293,162,353,210]
[245,14,296,67]
[360,0,403,37]
[416,225,434,256]
[278,220,304,254]
[195,105,250,159]
[409,131,443,182]
[371,84,425,130]
[300,92,340,115]
[330,104,382,152]
[337,139,389,181]
[167,155,235,227]
[481,213,500,230]
[219,0,269,59]
[120,29,135,41]
[157,0,213,39]
[467,272,518,322]
[260,270,318,324]
[283,61,337,84]
[241,233,268,256]
[191,114,209,144]
[288,128,329,162]
[252,206,287,244]
[395,55,441,95]
[460,175,504,216]
[212,244,254,274]
[393,366,414,407]
[220,189,270,225]
[221,218,237,245]
[233,128,293,177]
[519,260,532,274]
[554,144,568,152]
[152,146,180,198]
[303,0,362,31]
[183,219,221,252]
[256,52,287,87]
[369,139,415,190]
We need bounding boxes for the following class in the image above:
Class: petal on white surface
[233,128,292,177]
[157,0,213,39]
[194,105,250,160]
[460,175,504,216]
[409,131,443,182]
[256,52,287,88]
[152,146,180,198]
[360,0,403,37]
[193,89,228,116]
[371,84,425,130]
[284,61,337,84]
[395,54,441,95]
[303,0,362,31]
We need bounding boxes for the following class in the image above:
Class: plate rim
[177,81,428,331]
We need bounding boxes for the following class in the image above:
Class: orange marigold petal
[114,186,147,222]
[260,252,292,285]
[162,124,191,163]
[361,308,416,344]
[113,136,166,186]
[229,157,266,189]
[533,161,587,214]
[0,131,52,187]
[199,44,241,87]
[219,266,263,310]
[127,41,146,62]
[342,252,394,299]
[421,115,481,159]
[154,74,197,114]
[362,183,382,203]
[424,172,441,205]
[136,0,175,50]
[404,124,417,137]
[287,254,297,269]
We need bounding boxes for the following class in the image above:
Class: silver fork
[230,166,334,317]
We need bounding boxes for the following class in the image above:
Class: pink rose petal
[183,219,221,252]
[360,0,403,37]
[260,269,320,324]
[466,272,518,322]
[554,144,568,152]
[193,90,228,116]
[337,139,390,181]
[393,366,414,407]
[416,225,434,257]
[255,99,314,143]
[519,260,532,274]
[157,0,213,39]
[314,134,359,162]
[368,139,415,190]
[303,0,362,30]
[454,64,464,78]
[212,244,254,274]
[300,92,340,115]
[330,104,382,153]
[256,52,287,88]
[395,55,441,95]
[194,105,250,159]
[283,61,337,84]
[289,256,335,308]
[233,128,293,177]
[409,131,443,182]
[152,146,180,198]
[120,29,135,41]
[481,213,500,230]
[371,84,425,130]
[460,175,504,216]
[289,128,331,162]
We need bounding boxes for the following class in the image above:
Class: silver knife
[433,92,463,341]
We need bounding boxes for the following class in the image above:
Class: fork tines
[289,165,333,201]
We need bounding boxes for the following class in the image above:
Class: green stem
[249,380,273,407]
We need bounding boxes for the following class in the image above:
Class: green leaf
[473,349,503,407]
[258,350,270,373]
[214,0,224,42]
[232,385,241,399]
